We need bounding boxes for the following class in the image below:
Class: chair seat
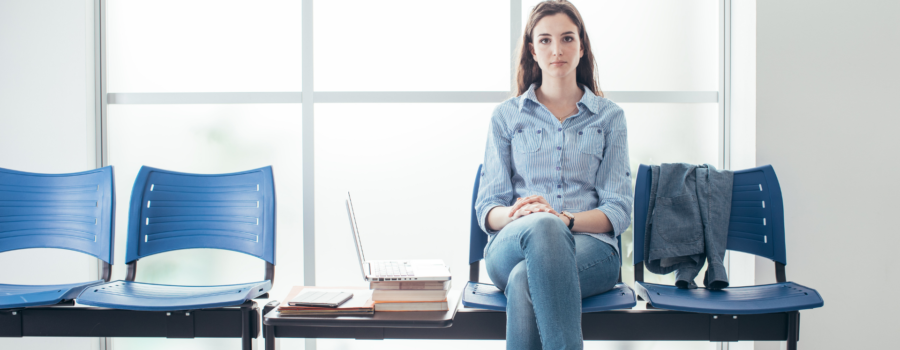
[75,280,271,311]
[635,281,824,315]
[462,281,636,312]
[0,280,104,309]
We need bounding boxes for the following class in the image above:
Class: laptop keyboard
[373,261,414,277]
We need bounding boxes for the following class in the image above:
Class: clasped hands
[508,195,570,226]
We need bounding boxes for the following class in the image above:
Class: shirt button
[598,129,602,133]
[578,131,583,135]
[558,128,562,132]
[557,184,562,188]
[518,130,523,133]
[556,146,561,150]
[557,195,561,198]
[537,130,541,134]
[626,172,630,177]
[556,167,561,171]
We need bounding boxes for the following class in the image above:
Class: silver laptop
[346,192,451,282]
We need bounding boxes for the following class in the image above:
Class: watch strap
[563,211,575,230]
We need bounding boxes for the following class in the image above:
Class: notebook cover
[278,286,374,311]
[462,282,636,312]
[289,290,353,307]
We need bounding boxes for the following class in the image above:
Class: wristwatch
[561,211,575,230]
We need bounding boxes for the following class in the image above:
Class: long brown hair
[515,0,602,97]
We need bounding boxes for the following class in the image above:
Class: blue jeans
[484,213,620,350]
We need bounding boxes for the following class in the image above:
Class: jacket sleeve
[594,105,634,237]
[475,107,514,235]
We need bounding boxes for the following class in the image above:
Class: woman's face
[529,13,583,80]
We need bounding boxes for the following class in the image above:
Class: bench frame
[1,300,260,348]
[258,260,797,350]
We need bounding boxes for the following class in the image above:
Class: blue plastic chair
[463,164,636,311]
[632,164,824,315]
[0,166,115,309]
[76,165,275,311]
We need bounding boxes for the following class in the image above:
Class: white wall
[756,1,900,349]
[0,0,99,349]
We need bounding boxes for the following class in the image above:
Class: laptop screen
[345,192,367,280]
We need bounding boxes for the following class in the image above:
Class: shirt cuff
[478,204,505,234]
[596,203,629,237]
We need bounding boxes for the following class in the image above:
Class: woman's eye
[564,36,574,42]
[540,38,549,44]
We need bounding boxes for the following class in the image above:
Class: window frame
[98,1,738,348]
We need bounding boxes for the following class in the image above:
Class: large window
[104,1,734,349]
[107,0,303,92]
[106,1,304,349]
[315,0,509,91]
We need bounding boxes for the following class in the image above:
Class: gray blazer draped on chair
[642,163,733,290]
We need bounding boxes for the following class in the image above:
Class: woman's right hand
[509,201,558,220]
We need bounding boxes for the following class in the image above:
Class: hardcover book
[369,280,451,290]
[372,289,450,302]
[373,299,449,312]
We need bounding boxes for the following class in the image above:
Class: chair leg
[241,302,255,350]
[786,311,799,350]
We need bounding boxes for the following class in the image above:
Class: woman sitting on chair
[474,1,633,349]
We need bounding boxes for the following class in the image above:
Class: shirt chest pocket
[577,127,605,158]
[512,128,543,153]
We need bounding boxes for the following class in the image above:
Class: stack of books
[371,280,451,311]
[277,286,374,316]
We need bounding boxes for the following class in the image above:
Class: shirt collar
[518,83,601,114]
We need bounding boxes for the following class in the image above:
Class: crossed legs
[485,213,620,350]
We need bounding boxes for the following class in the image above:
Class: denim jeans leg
[573,234,620,298]
[485,213,582,350]
[504,260,542,350]
[499,235,619,350]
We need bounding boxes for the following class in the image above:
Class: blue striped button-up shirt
[475,83,633,253]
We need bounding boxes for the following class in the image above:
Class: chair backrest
[469,164,623,264]
[125,166,276,265]
[633,164,787,265]
[469,164,488,264]
[0,166,115,264]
